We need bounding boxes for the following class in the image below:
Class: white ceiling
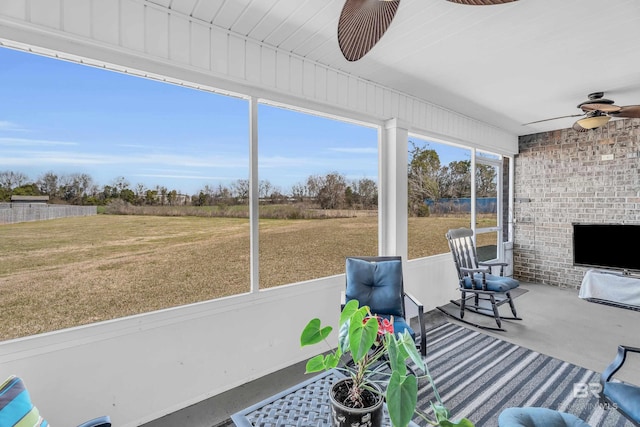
[148,0,640,136]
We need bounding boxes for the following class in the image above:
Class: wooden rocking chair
[441,227,522,331]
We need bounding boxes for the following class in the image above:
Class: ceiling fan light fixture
[576,115,610,129]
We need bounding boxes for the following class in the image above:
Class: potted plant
[300,299,474,427]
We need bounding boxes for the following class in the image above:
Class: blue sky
[0,46,473,196]
[0,46,380,195]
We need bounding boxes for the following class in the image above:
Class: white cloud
[0,121,30,132]
[0,137,78,146]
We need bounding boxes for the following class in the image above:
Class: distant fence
[0,204,97,224]
[425,197,497,214]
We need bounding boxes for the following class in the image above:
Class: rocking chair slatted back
[446,228,482,279]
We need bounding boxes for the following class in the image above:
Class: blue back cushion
[345,258,403,317]
[0,375,49,427]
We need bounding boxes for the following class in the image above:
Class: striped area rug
[414,322,632,426]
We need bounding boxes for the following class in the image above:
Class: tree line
[0,170,378,210]
[1,143,497,215]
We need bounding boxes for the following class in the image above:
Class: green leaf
[349,311,378,362]
[439,419,475,427]
[324,353,340,369]
[338,320,350,352]
[386,371,417,427]
[305,355,326,373]
[340,299,360,326]
[397,330,426,372]
[385,334,407,376]
[300,318,332,347]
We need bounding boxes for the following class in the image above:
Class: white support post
[379,119,409,259]
[249,96,259,293]
[470,147,476,243]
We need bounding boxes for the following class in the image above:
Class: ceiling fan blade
[522,113,584,126]
[572,121,589,132]
[580,103,621,113]
[446,0,517,4]
[338,0,400,62]
[610,105,640,118]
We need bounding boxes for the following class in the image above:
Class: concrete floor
[143,282,640,427]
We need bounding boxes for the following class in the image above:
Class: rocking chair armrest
[479,261,508,267]
[479,261,508,275]
[601,345,640,384]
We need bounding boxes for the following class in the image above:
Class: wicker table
[231,369,416,427]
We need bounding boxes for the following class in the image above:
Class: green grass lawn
[0,214,495,340]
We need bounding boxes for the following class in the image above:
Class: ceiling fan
[524,92,640,132]
[337,0,518,62]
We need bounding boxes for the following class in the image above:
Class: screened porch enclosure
[1,1,630,426]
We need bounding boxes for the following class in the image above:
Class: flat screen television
[573,223,640,273]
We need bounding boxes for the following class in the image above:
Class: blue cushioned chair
[0,375,111,427]
[344,256,426,358]
[600,345,640,426]
[498,407,591,427]
[444,228,521,331]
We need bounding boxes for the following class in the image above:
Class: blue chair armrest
[601,345,640,384]
[403,292,426,358]
[77,415,111,427]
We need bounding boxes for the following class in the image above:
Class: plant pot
[329,377,384,427]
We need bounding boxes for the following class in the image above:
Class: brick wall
[514,119,640,288]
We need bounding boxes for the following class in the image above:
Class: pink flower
[364,315,394,336]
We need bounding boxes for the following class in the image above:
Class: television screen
[573,223,640,272]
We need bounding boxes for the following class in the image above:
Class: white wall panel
[274,50,289,92]
[366,83,375,115]
[315,65,327,102]
[337,73,348,107]
[30,0,60,29]
[227,33,245,78]
[145,5,169,57]
[302,61,315,98]
[259,45,276,88]
[288,56,303,95]
[169,14,190,63]
[0,0,26,20]
[347,75,358,110]
[92,0,119,45]
[210,27,228,75]
[121,1,145,51]
[357,80,366,114]
[190,21,210,70]
[245,41,261,84]
[326,69,338,106]
[63,0,91,37]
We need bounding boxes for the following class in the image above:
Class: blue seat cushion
[0,375,49,427]
[498,407,591,427]
[604,381,640,423]
[463,273,519,292]
[346,258,403,318]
